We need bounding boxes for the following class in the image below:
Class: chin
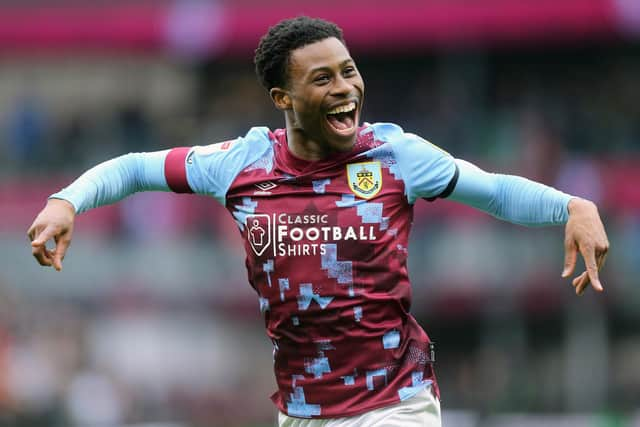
[323,125,359,153]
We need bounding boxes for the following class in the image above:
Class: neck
[284,114,329,162]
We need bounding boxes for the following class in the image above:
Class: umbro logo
[254,181,278,191]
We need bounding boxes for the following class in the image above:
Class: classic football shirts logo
[244,213,377,257]
[246,214,271,256]
[347,161,382,199]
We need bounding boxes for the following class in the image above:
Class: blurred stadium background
[1,1,639,426]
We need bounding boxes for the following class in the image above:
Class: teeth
[327,102,356,115]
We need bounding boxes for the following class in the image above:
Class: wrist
[567,197,597,216]
[47,197,77,216]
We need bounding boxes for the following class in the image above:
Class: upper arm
[380,125,457,204]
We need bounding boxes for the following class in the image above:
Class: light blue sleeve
[50,150,170,214]
[371,123,457,204]
[184,127,273,203]
[449,159,573,226]
[50,127,273,213]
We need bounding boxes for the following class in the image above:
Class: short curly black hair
[254,16,345,91]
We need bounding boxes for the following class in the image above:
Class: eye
[314,74,330,85]
[343,66,357,77]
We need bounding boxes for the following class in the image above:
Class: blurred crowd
[1,41,639,426]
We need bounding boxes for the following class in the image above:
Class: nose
[331,74,352,96]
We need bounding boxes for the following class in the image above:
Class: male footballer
[28,17,609,427]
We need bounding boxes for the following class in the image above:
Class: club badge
[347,161,382,199]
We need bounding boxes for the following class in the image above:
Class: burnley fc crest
[347,161,382,199]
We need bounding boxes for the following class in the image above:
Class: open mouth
[325,101,357,135]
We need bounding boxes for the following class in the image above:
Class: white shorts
[277,386,441,427]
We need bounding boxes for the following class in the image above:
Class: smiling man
[266,35,364,159]
[28,17,609,427]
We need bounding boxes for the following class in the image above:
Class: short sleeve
[371,123,457,204]
[163,127,272,204]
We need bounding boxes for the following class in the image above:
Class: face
[278,37,365,154]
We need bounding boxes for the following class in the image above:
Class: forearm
[448,159,573,226]
[50,151,170,214]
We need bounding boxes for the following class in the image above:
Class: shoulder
[243,126,273,145]
[190,126,273,162]
[360,122,406,144]
[182,127,276,198]
[361,122,450,157]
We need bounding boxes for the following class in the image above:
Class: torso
[224,126,438,418]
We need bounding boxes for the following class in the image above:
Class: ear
[270,87,292,111]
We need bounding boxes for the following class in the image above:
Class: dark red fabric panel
[164,147,193,194]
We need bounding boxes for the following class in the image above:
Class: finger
[27,223,38,242]
[585,258,603,292]
[572,250,608,296]
[572,271,587,287]
[52,237,71,272]
[590,250,608,293]
[578,243,603,292]
[574,272,590,295]
[562,240,578,278]
[596,249,608,271]
[31,224,58,247]
[31,245,53,267]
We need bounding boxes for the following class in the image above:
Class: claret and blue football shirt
[164,123,456,418]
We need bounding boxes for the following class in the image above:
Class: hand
[562,198,609,295]
[27,198,76,271]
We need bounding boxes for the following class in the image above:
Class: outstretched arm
[27,151,169,271]
[27,127,272,272]
[383,126,609,295]
[448,159,609,295]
